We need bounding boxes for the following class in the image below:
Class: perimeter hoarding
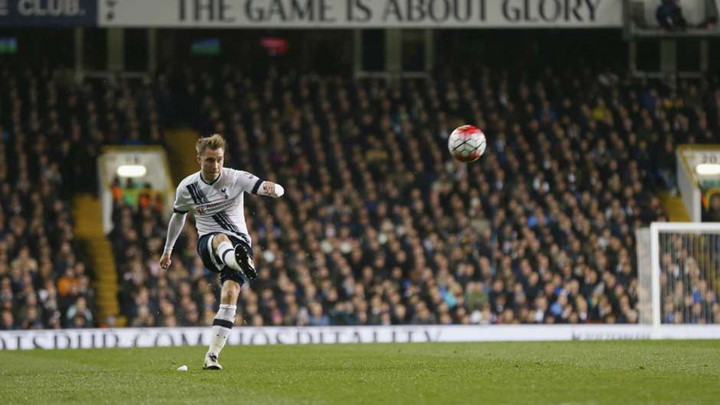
[3,325,720,350]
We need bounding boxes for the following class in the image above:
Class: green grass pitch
[1,340,719,404]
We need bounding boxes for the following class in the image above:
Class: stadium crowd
[2,63,719,329]
[660,234,720,324]
[112,66,720,327]
[0,66,163,329]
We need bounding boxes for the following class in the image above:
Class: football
[448,125,486,163]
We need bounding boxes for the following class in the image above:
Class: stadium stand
[112,66,719,327]
[660,233,720,324]
[2,63,719,329]
[0,66,164,329]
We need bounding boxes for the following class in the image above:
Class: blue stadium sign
[0,0,97,26]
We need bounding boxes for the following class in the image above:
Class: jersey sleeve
[172,185,193,213]
[235,170,265,194]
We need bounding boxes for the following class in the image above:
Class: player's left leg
[204,279,241,370]
[212,233,256,280]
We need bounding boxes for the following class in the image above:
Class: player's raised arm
[258,180,285,198]
[235,169,284,198]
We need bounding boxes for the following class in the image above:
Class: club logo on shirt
[221,188,229,199]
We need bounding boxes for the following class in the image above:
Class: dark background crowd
[660,233,720,324]
[2,40,720,330]
[0,66,162,329]
[112,65,720,327]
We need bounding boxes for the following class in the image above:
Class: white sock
[216,241,240,271]
[207,304,237,357]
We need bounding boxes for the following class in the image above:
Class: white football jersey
[173,168,264,245]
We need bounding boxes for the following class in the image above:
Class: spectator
[66,296,93,328]
[657,0,688,31]
[702,192,720,222]
[1,309,15,330]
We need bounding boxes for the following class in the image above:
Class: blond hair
[196,134,226,155]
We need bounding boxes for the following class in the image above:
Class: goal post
[643,222,720,329]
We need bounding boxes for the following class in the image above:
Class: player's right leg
[204,279,241,370]
[196,233,254,370]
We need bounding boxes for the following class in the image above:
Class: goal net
[638,223,720,327]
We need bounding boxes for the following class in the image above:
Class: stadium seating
[0,67,162,329]
[660,233,720,324]
[112,67,718,327]
[3,65,719,329]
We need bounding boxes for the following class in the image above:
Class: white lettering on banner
[17,0,85,17]
[2,325,720,350]
[99,0,622,28]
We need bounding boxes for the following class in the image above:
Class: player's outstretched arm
[258,181,285,198]
[159,212,187,269]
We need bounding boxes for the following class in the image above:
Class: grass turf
[0,340,719,405]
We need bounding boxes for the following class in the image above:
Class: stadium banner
[0,0,97,26]
[99,0,622,28]
[2,325,720,350]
